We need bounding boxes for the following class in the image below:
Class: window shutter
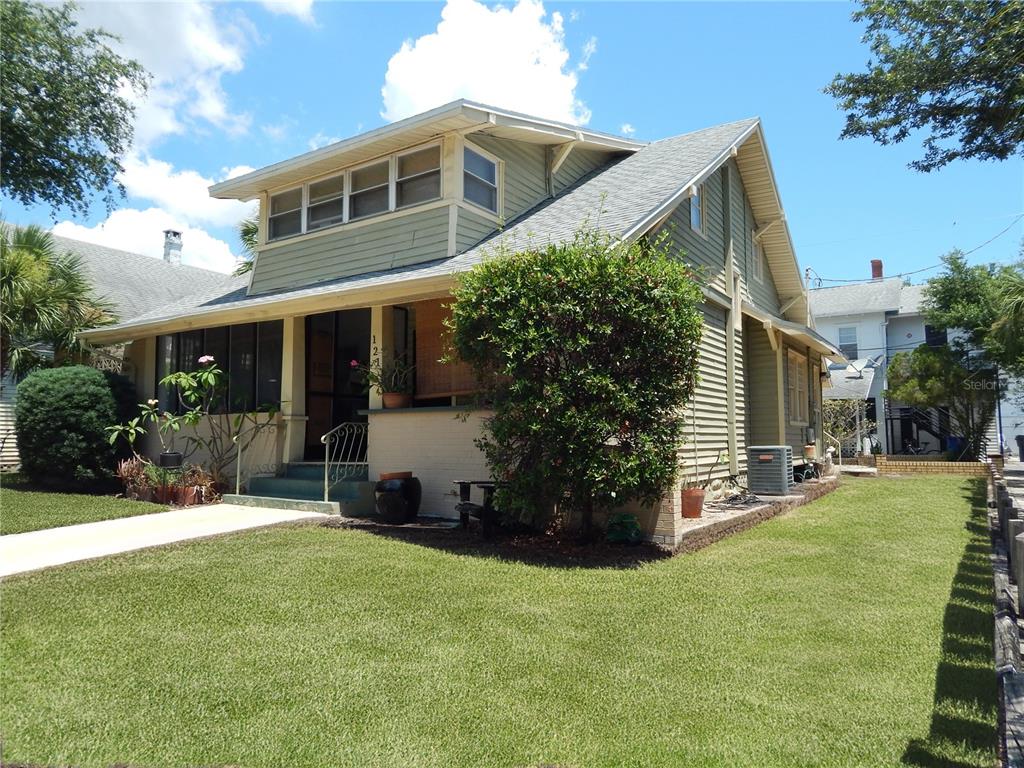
[413,299,477,398]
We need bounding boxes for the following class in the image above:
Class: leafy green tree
[1,0,148,215]
[992,246,1024,373]
[827,0,1024,171]
[449,230,705,535]
[886,344,997,458]
[0,223,113,376]
[232,214,259,276]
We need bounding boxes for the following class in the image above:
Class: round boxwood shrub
[15,365,123,487]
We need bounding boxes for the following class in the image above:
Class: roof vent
[162,230,182,266]
[871,259,883,279]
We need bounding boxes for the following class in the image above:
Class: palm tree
[232,214,258,276]
[0,223,113,376]
[993,262,1024,369]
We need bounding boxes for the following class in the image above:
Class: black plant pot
[159,451,183,469]
[374,477,422,523]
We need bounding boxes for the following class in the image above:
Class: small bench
[452,480,502,536]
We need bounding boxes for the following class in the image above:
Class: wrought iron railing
[321,422,368,502]
[823,430,843,466]
[233,422,279,495]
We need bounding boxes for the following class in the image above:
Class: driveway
[0,504,328,577]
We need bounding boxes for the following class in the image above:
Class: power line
[806,212,1024,287]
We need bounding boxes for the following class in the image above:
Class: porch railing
[321,422,369,502]
[823,430,843,466]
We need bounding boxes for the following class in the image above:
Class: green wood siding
[679,304,732,484]
[733,321,747,475]
[744,316,780,447]
[467,135,547,222]
[455,207,497,253]
[553,148,614,193]
[657,166,728,294]
[249,205,451,294]
[724,159,781,314]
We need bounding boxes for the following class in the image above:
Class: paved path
[0,504,328,577]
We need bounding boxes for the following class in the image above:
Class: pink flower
[198,355,215,365]
[350,359,360,368]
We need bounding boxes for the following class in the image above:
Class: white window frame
[264,140,444,242]
[787,349,809,426]
[462,140,501,217]
[395,144,443,211]
[306,173,346,232]
[751,231,764,283]
[837,326,858,360]
[267,186,304,241]
[690,184,706,236]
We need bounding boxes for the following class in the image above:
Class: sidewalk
[0,503,328,577]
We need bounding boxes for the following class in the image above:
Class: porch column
[280,315,307,463]
[775,333,786,443]
[368,305,395,410]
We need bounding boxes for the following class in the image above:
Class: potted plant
[351,353,415,409]
[116,457,153,501]
[681,479,705,519]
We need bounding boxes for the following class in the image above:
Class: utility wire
[807,212,1024,287]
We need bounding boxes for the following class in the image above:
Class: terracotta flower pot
[176,486,199,506]
[681,487,705,519]
[379,471,413,481]
[382,392,413,409]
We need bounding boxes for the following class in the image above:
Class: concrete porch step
[244,476,377,516]
[282,462,369,482]
[222,494,340,515]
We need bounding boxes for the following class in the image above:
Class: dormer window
[269,188,302,239]
[463,145,497,213]
[349,160,390,221]
[690,184,705,235]
[397,146,441,208]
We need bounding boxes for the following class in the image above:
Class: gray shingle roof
[898,283,927,315]
[808,278,903,319]
[86,118,764,336]
[824,359,878,400]
[51,234,246,323]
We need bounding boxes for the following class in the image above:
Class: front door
[304,309,371,460]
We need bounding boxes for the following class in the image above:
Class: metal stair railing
[321,422,369,502]
[233,421,280,495]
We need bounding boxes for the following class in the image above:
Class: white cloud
[53,209,240,274]
[261,0,315,24]
[75,2,253,150]
[621,123,636,137]
[308,131,342,150]
[381,0,592,125]
[577,36,597,72]
[118,154,255,229]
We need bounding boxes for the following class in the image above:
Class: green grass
[0,474,166,534]
[0,476,996,767]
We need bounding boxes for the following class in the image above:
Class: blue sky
[6,1,1022,283]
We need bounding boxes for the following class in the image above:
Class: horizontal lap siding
[0,373,18,466]
[468,135,547,222]
[679,305,731,484]
[744,316,779,447]
[726,158,781,314]
[658,168,727,294]
[250,206,451,294]
[456,207,497,253]
[553,148,614,193]
[733,322,747,475]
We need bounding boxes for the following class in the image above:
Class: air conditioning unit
[747,446,793,495]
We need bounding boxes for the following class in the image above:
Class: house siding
[744,316,780,447]
[250,205,451,294]
[728,159,781,314]
[679,304,732,486]
[467,134,548,223]
[0,372,18,467]
[658,167,729,294]
[553,147,614,193]
[455,206,498,253]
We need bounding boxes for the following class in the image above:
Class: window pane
[257,321,283,407]
[204,327,230,413]
[309,175,344,205]
[690,190,702,231]
[398,146,440,179]
[464,174,496,212]
[270,188,302,215]
[229,324,256,411]
[464,148,495,184]
[351,161,389,193]
[269,210,301,239]
[350,186,389,219]
[179,330,204,375]
[397,171,440,207]
[308,198,344,230]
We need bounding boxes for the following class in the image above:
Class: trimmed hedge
[14,365,132,488]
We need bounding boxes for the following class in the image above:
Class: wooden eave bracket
[550,140,578,176]
[754,216,785,243]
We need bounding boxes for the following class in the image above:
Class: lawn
[0,476,996,767]
[0,474,166,535]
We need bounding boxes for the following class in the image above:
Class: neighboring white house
[810,259,1022,456]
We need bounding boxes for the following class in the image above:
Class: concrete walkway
[0,504,328,577]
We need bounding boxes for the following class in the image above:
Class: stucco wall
[367,409,491,519]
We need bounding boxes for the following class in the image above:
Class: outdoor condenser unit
[747,446,793,495]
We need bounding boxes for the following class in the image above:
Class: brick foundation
[876,455,988,476]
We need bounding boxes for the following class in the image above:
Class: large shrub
[449,229,704,534]
[15,365,122,487]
